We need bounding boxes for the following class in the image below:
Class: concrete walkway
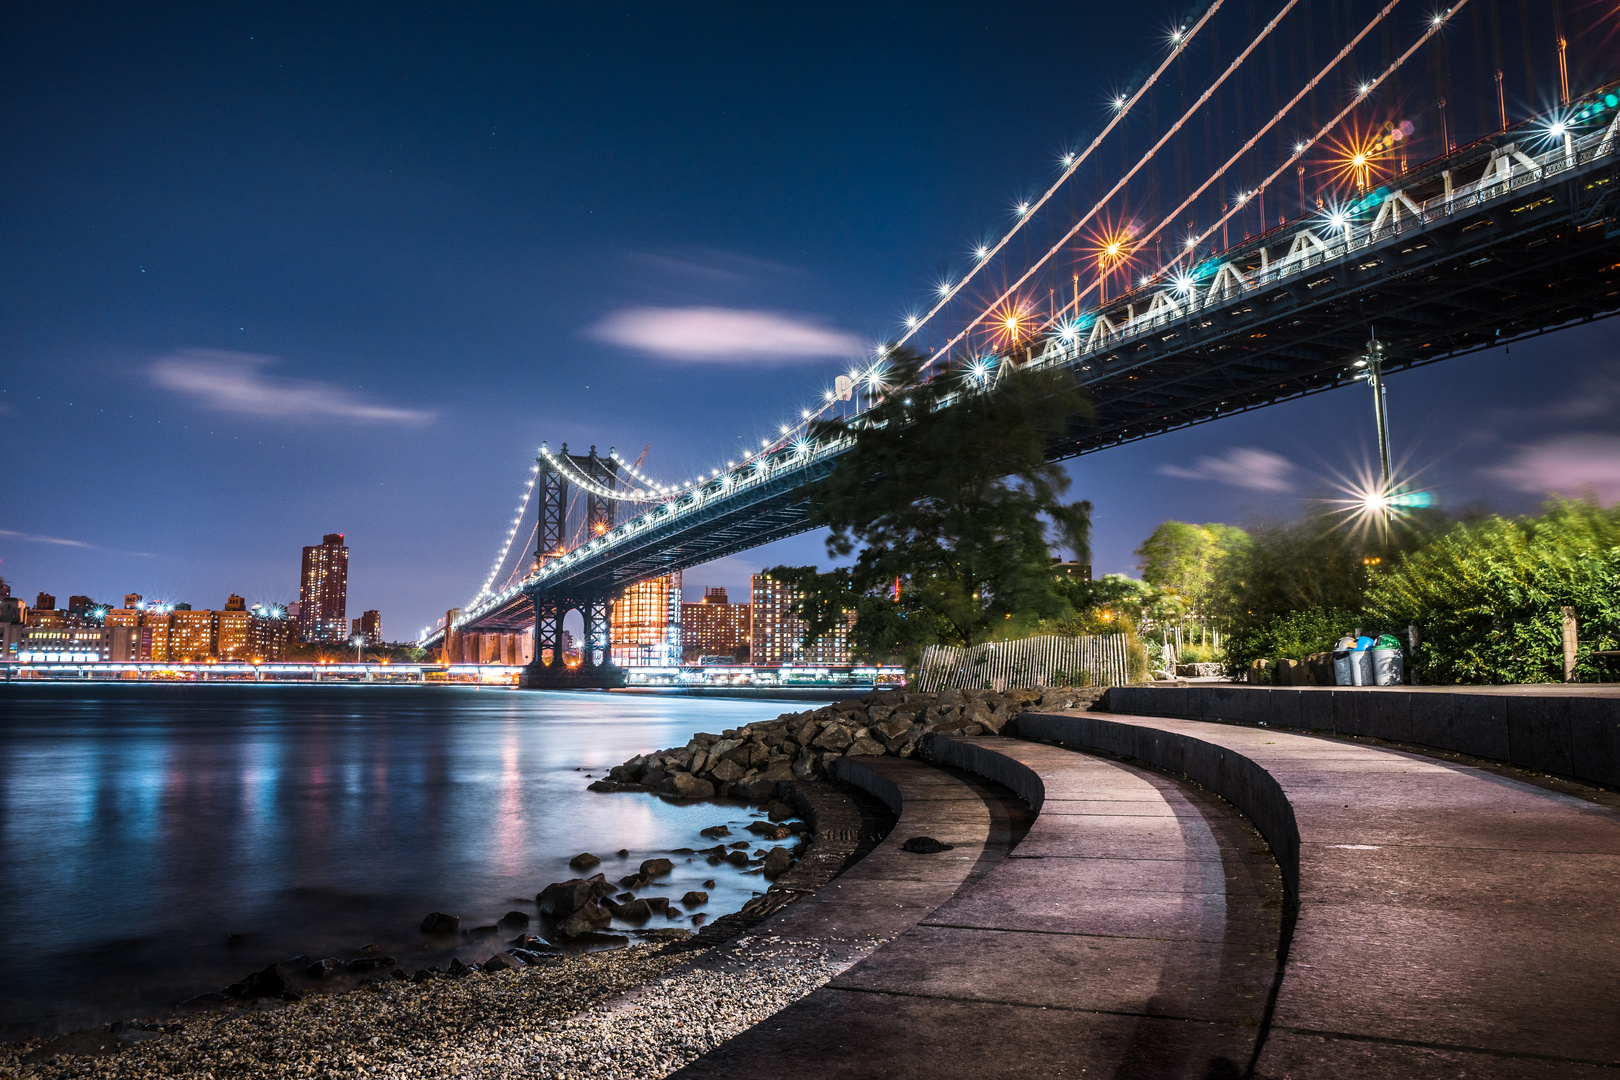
[1021,710,1620,1077]
[676,737,1283,1079]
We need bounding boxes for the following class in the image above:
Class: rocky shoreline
[595,685,1104,797]
[1,686,1087,1078]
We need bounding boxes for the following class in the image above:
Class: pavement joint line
[1269,1025,1620,1069]
[829,983,1251,1028]
[915,919,1235,943]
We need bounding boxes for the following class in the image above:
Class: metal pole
[1367,331,1392,494]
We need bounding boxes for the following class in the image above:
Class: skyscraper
[298,533,349,644]
[610,573,681,667]
[750,572,854,666]
[681,586,751,661]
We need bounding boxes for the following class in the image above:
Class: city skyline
[4,2,1619,638]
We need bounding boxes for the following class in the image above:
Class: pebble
[0,942,836,1079]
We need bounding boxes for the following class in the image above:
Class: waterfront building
[750,572,855,666]
[35,592,56,612]
[248,603,294,661]
[2,624,139,663]
[353,609,382,647]
[216,595,251,659]
[681,586,751,661]
[298,533,349,643]
[611,573,681,667]
[1053,561,1092,582]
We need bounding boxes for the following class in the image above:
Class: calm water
[0,684,802,1038]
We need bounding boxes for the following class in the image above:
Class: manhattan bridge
[421,0,1620,687]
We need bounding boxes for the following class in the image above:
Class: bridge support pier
[519,590,625,689]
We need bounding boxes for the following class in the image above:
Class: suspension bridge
[420,0,1620,688]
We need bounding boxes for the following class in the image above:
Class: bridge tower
[520,443,626,689]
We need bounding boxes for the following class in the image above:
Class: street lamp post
[352,636,364,664]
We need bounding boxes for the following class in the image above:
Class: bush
[1365,500,1620,684]
[1222,607,1363,675]
[1178,643,1218,665]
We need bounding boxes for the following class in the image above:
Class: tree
[799,347,1094,665]
[1135,521,1247,615]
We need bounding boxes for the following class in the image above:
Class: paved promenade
[674,705,1620,1078]
[677,737,1283,1079]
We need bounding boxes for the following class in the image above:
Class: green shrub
[1222,607,1362,675]
[1364,500,1620,684]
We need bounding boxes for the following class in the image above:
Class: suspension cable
[1048,0,1410,325]
[891,0,1228,353]
[926,0,1307,370]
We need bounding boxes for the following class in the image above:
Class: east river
[0,683,802,1038]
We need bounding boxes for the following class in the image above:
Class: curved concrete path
[676,737,1283,1079]
[1021,710,1620,1076]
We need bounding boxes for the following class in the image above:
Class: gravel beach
[0,939,840,1079]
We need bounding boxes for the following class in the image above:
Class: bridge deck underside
[1056,161,1620,456]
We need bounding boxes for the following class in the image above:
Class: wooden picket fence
[915,633,1135,693]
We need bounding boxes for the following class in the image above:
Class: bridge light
[974,246,989,260]
[1171,273,1197,296]
[1015,201,1030,216]
[904,314,919,328]
[1061,153,1075,166]
[1357,82,1372,98]
[937,280,953,297]
[1112,94,1128,111]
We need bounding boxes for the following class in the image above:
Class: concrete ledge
[1018,710,1302,900]
[1020,709,1620,1070]
[1105,685,1620,789]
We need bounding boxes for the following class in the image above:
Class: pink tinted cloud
[588,307,864,362]
[151,349,434,423]
[1158,447,1295,492]
[1485,433,1620,505]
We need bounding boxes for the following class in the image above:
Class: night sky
[5,1,1619,642]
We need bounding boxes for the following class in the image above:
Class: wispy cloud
[150,349,435,423]
[1158,447,1296,492]
[1484,433,1620,505]
[0,529,157,557]
[0,529,93,549]
[587,307,864,363]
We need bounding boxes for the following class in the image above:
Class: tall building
[298,533,349,643]
[681,586,751,661]
[248,603,294,661]
[353,609,382,647]
[750,572,855,666]
[216,595,251,660]
[611,573,681,667]
[35,592,56,612]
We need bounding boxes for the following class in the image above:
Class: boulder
[568,852,601,871]
[765,801,796,822]
[725,850,750,866]
[811,724,853,752]
[763,847,794,879]
[747,821,792,841]
[614,898,653,921]
[639,858,674,878]
[463,924,498,938]
[305,958,341,980]
[643,897,670,914]
[702,878,716,887]
[844,735,885,757]
[619,872,651,889]
[482,952,523,972]
[732,776,779,801]
[681,890,709,907]
[537,874,610,916]
[420,912,460,937]
[224,964,297,1001]
[699,825,731,838]
[554,900,612,938]
[346,955,396,971]
[708,758,746,783]
[662,773,716,799]
[498,910,530,928]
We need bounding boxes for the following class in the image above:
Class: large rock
[420,911,460,936]
[568,852,601,871]
[811,724,853,751]
[305,958,341,980]
[224,963,298,1001]
[498,910,530,927]
[554,900,612,938]
[681,890,708,907]
[708,758,746,783]
[482,952,523,971]
[700,824,731,838]
[747,820,792,840]
[763,847,794,879]
[661,773,715,799]
[639,858,674,878]
[614,898,653,921]
[845,735,885,757]
[537,874,610,916]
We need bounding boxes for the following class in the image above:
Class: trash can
[1333,649,1355,686]
[1371,647,1404,686]
[1350,650,1374,685]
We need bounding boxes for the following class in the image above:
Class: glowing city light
[1015,201,1030,216]
[1112,95,1128,111]
[974,246,989,260]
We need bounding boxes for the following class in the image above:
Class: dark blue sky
[4,1,1618,641]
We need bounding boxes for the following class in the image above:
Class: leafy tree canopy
[795,347,1095,664]
[1135,521,1247,615]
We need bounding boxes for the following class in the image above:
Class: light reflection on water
[0,684,800,1038]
